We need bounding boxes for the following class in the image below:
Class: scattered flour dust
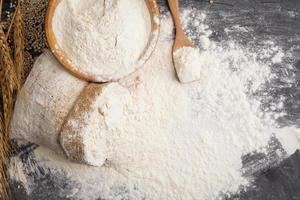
[52,0,151,82]
[10,8,300,200]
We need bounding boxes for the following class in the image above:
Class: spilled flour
[52,0,151,82]
[10,7,300,200]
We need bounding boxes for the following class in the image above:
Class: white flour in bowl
[52,0,151,82]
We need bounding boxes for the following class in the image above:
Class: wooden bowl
[45,0,160,83]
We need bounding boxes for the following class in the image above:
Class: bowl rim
[45,0,160,83]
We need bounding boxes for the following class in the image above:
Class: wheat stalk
[0,115,4,144]
[0,24,18,131]
[0,42,12,200]
[1,86,13,134]
[0,0,2,18]
[0,24,19,91]
[0,4,22,198]
[0,1,25,198]
[0,26,15,134]
[0,113,8,199]
[5,5,17,40]
[14,2,24,86]
[0,114,8,151]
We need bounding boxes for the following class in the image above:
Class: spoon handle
[167,0,184,35]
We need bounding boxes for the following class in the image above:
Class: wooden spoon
[168,0,203,84]
[45,0,160,83]
[167,0,194,51]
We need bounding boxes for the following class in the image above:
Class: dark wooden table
[6,0,300,199]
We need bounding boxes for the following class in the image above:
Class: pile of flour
[52,0,151,81]
[10,7,300,200]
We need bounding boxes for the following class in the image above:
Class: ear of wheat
[0,0,25,198]
[0,23,17,128]
[0,24,19,91]
[0,26,13,200]
[14,2,24,86]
